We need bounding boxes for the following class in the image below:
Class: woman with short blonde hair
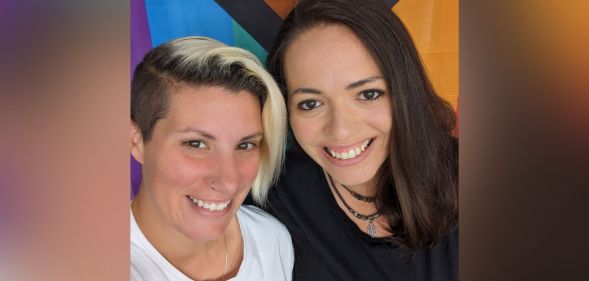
[130,36,292,281]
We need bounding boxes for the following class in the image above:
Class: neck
[324,171,379,207]
[324,171,393,237]
[341,175,379,198]
[132,189,240,280]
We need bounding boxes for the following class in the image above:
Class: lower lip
[186,196,231,217]
[323,139,374,167]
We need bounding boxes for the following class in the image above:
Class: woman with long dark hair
[265,0,458,280]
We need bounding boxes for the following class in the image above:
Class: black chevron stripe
[214,0,283,51]
[214,0,399,52]
[385,0,400,7]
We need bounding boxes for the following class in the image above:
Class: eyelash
[184,140,207,149]
[297,100,323,111]
[296,89,385,111]
[184,140,258,152]
[237,142,258,151]
[358,89,384,100]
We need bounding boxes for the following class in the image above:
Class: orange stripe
[264,0,296,19]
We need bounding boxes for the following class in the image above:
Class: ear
[130,121,145,164]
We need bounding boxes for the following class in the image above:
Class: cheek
[148,151,209,189]
[290,115,319,145]
[239,154,261,183]
[376,112,393,134]
[372,100,393,133]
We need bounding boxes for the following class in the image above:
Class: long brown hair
[267,0,458,250]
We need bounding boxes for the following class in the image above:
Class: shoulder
[265,150,325,214]
[427,226,459,278]
[238,205,292,240]
[236,206,294,280]
[237,205,294,264]
[426,226,459,262]
[277,149,324,193]
[445,225,459,249]
[130,210,191,281]
[282,149,320,176]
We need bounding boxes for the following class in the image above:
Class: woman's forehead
[284,25,382,92]
[157,86,263,137]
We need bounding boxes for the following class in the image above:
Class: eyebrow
[176,128,216,140]
[240,132,264,142]
[290,87,321,95]
[345,75,383,90]
[290,75,384,95]
[176,127,263,142]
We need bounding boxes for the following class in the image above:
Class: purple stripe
[131,0,152,74]
[131,0,152,198]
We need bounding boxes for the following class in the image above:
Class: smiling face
[131,86,263,243]
[284,24,392,190]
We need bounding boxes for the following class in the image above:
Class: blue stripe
[145,0,234,47]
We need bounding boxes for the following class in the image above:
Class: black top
[266,151,458,281]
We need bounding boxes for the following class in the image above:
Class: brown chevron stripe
[264,0,296,19]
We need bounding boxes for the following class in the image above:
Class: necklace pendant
[367,220,377,238]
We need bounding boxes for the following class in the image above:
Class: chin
[184,221,228,242]
[329,167,380,187]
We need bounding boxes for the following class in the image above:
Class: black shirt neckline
[315,165,395,246]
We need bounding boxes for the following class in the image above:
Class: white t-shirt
[131,205,294,281]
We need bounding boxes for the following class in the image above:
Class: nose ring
[210,180,215,191]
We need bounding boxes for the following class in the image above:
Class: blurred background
[1,0,587,280]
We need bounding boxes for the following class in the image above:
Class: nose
[210,152,240,193]
[325,101,359,141]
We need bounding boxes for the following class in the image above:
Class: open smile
[323,138,374,160]
[186,195,231,211]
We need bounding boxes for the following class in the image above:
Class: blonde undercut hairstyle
[132,36,287,205]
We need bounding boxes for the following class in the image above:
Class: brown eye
[184,140,207,149]
[297,100,322,110]
[237,142,257,151]
[359,89,384,100]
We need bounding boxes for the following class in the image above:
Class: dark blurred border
[460,0,589,280]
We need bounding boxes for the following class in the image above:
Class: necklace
[221,233,228,281]
[327,173,381,238]
[340,183,376,202]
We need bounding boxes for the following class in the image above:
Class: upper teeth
[188,196,230,211]
[327,139,370,160]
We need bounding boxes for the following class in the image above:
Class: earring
[210,180,215,190]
